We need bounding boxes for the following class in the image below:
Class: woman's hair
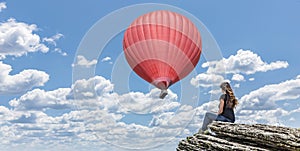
[220,82,238,108]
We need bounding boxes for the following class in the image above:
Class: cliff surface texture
[177,121,300,151]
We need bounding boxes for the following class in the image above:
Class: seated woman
[200,82,238,133]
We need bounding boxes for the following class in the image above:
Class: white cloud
[249,77,255,81]
[290,107,300,114]
[101,56,111,62]
[289,117,295,122]
[8,76,114,111]
[42,33,67,56]
[234,75,300,126]
[69,76,180,114]
[7,74,182,115]
[191,49,287,89]
[42,33,63,46]
[9,88,71,110]
[149,105,195,128]
[0,61,49,94]
[237,76,300,111]
[231,74,245,81]
[54,48,67,56]
[0,2,6,12]
[1,75,193,150]
[204,49,288,75]
[190,73,224,88]
[197,100,220,114]
[0,18,49,59]
[208,89,221,95]
[118,89,180,114]
[72,55,97,68]
[70,76,114,99]
[236,108,289,126]
[234,83,240,88]
[5,74,300,150]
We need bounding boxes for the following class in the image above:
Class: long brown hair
[220,82,238,108]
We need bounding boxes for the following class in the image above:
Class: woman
[200,82,238,132]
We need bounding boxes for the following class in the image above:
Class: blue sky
[0,1,300,150]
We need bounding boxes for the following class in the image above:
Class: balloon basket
[159,89,168,99]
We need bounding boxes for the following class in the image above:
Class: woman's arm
[218,99,224,115]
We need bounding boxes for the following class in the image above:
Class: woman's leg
[216,115,232,122]
[201,112,217,131]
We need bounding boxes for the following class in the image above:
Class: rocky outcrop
[177,121,300,151]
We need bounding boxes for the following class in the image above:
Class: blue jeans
[201,112,217,131]
[216,115,233,122]
[201,112,233,131]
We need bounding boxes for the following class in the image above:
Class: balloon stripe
[123,24,201,66]
[124,40,196,85]
[133,59,178,89]
[130,11,200,48]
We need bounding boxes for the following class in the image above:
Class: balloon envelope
[123,10,202,90]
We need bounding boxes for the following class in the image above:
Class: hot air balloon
[123,10,202,99]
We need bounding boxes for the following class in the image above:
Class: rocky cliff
[177,121,300,151]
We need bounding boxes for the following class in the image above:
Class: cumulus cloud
[236,108,289,125]
[101,56,111,62]
[54,48,67,56]
[0,75,195,150]
[190,73,224,88]
[8,74,182,115]
[0,18,49,59]
[69,76,114,100]
[5,73,300,150]
[231,74,245,81]
[42,33,67,56]
[234,83,240,88]
[119,89,180,114]
[68,76,180,115]
[0,2,6,12]
[192,49,288,89]
[249,77,255,81]
[204,49,288,75]
[42,33,63,46]
[149,105,195,127]
[9,88,71,110]
[72,55,97,68]
[2,73,300,150]
[208,89,222,95]
[0,61,49,94]
[9,76,114,111]
[237,75,300,111]
[233,75,300,126]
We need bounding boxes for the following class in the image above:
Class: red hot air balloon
[123,10,202,99]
